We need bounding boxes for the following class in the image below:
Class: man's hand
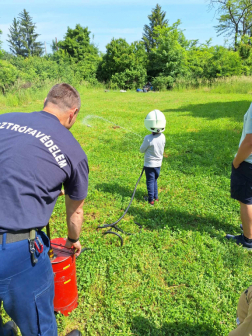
[59,190,65,197]
[233,159,240,169]
[233,134,252,169]
[65,238,82,256]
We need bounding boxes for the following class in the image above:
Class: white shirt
[140,133,165,167]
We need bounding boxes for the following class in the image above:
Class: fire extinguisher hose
[47,167,145,252]
[97,167,144,237]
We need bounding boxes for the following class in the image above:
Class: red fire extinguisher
[46,225,80,316]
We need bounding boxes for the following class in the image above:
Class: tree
[147,23,186,82]
[97,38,147,89]
[238,34,252,58]
[209,0,252,50]
[51,39,58,53]
[7,18,23,56]
[98,38,134,81]
[19,9,43,57]
[142,3,168,52]
[7,9,43,57]
[185,44,242,80]
[57,24,99,62]
[54,24,100,82]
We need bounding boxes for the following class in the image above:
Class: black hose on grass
[97,167,144,245]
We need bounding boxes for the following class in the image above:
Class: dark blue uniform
[0,111,89,335]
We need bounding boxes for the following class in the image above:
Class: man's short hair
[44,83,81,112]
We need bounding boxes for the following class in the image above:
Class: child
[140,110,166,205]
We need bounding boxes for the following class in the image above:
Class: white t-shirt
[140,133,166,167]
[238,103,252,164]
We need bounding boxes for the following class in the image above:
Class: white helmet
[144,109,166,133]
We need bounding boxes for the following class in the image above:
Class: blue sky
[0,0,226,54]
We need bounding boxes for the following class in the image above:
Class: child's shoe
[144,196,154,205]
[155,198,159,202]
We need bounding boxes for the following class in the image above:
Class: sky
[0,0,226,54]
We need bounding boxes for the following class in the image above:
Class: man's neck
[43,107,67,127]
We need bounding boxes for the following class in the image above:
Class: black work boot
[65,330,82,336]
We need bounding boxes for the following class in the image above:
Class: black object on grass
[97,167,144,246]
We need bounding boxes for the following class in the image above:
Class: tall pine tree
[142,4,168,52]
[7,10,43,57]
[7,18,23,56]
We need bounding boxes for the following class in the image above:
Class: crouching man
[0,83,89,336]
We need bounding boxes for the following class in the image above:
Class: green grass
[1,88,252,335]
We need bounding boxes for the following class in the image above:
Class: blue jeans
[0,231,57,336]
[145,167,161,202]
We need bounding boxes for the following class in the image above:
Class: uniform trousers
[0,231,57,336]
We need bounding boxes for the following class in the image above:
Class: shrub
[98,38,147,89]
[110,67,147,90]
[0,60,18,93]
[152,75,174,90]
[186,45,243,80]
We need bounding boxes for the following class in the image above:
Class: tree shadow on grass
[163,100,251,121]
[96,182,147,201]
[95,182,238,239]
[131,316,222,336]
[162,127,238,177]
[104,125,244,179]
[128,205,236,238]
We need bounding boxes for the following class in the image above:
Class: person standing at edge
[226,103,252,250]
[0,83,88,336]
[228,285,252,336]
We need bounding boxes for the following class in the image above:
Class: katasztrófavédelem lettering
[0,122,67,168]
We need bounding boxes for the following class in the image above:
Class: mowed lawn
[1,88,252,335]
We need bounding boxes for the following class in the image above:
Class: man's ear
[70,108,78,119]
[69,111,74,123]
[44,98,47,107]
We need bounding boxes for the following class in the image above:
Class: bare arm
[233,134,252,168]
[228,301,252,336]
[64,195,85,256]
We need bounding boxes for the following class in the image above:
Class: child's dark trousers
[144,167,161,202]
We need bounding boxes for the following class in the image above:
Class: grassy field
[1,88,252,335]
